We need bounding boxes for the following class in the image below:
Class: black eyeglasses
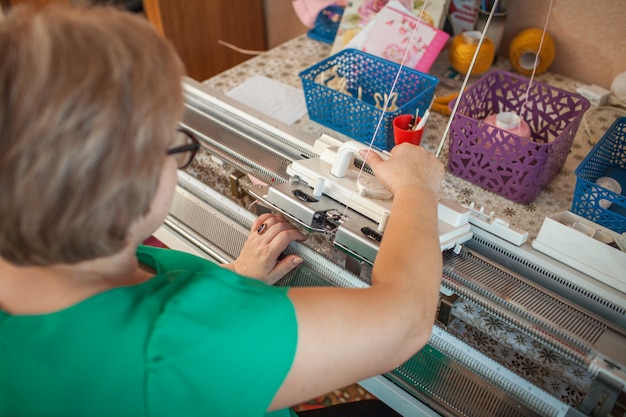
[167,128,200,169]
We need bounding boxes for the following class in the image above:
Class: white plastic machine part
[286,137,472,244]
[153,224,219,262]
[532,211,626,295]
[463,202,529,246]
[304,136,524,246]
[287,139,393,224]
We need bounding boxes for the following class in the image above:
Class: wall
[143,0,268,81]
[3,0,622,88]
[499,0,626,89]
[264,0,308,49]
[261,0,625,88]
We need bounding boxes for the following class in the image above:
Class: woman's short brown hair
[0,4,185,265]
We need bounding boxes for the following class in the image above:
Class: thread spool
[611,71,626,103]
[484,111,531,139]
[595,177,622,209]
[449,31,495,76]
[509,28,556,75]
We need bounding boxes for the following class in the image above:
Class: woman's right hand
[360,143,444,196]
[270,144,445,411]
[225,213,306,285]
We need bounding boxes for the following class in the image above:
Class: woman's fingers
[235,213,306,282]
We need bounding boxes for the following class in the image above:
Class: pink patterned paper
[361,4,449,73]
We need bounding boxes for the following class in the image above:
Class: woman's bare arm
[270,144,444,410]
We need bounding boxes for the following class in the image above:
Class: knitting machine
[156,78,626,417]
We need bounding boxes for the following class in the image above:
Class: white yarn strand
[521,0,554,115]
[435,0,500,159]
[342,1,430,218]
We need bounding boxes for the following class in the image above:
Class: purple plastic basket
[448,70,590,204]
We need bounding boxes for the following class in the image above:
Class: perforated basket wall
[306,5,344,44]
[448,70,590,204]
[299,49,438,151]
[572,117,626,233]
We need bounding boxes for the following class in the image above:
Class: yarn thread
[341,0,429,219]
[611,71,626,103]
[435,0,501,158]
[449,31,496,76]
[519,0,554,116]
[509,28,556,76]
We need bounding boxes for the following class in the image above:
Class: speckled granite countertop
[190,34,625,242]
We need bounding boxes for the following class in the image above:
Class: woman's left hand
[225,213,307,284]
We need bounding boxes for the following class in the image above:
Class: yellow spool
[449,31,495,76]
[509,28,556,75]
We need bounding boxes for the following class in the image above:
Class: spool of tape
[509,28,556,75]
[596,176,622,209]
[611,71,626,103]
[449,31,495,76]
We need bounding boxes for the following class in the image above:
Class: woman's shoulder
[139,247,298,417]
[136,244,294,320]
[137,244,222,273]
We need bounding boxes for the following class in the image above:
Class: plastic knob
[356,177,393,200]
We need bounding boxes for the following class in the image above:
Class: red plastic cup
[393,114,424,146]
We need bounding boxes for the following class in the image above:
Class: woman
[0,4,444,417]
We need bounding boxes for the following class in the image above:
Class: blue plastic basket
[572,117,626,233]
[299,49,438,150]
[307,5,344,45]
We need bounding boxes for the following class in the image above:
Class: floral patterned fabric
[448,298,591,408]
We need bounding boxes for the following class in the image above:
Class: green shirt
[0,245,298,417]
